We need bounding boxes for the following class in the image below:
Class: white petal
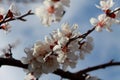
[54,1,62,8]
[71,24,78,31]
[61,0,70,7]
[57,51,67,63]
[21,57,29,64]
[95,26,102,32]
[53,45,61,51]
[35,6,47,17]
[9,2,21,16]
[106,26,112,32]
[0,7,5,15]
[57,29,63,37]
[35,41,43,46]
[98,14,106,21]
[43,0,54,7]
[44,36,51,43]
[107,0,114,8]
[86,76,100,80]
[61,23,71,32]
[24,73,36,80]
[95,4,101,9]
[42,17,50,26]
[58,37,69,46]
[54,5,64,21]
[90,18,98,26]
[100,1,106,8]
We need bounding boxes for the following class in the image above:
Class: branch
[111,7,120,14]
[76,60,120,74]
[0,58,120,80]
[0,58,28,68]
[0,10,34,25]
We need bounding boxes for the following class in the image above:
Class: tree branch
[76,60,120,74]
[0,58,28,68]
[0,58,120,80]
[0,10,34,25]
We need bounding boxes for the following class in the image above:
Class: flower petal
[100,1,106,8]
[90,18,98,26]
[95,4,101,9]
[98,14,106,21]
[21,57,29,64]
[96,26,102,32]
[107,0,114,8]
[61,0,70,7]
[9,2,21,16]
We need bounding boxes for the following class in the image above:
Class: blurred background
[0,0,120,80]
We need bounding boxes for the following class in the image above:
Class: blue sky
[0,0,120,80]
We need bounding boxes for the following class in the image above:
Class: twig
[76,60,120,74]
[111,7,120,14]
[66,26,96,47]
[0,10,34,26]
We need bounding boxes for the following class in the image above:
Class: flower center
[97,20,105,28]
[104,9,116,18]
[47,6,55,14]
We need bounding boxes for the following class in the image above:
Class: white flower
[9,2,21,16]
[56,50,67,63]
[25,48,34,60]
[58,37,69,46]
[53,44,67,63]
[62,59,76,71]
[61,23,78,37]
[0,23,11,33]
[79,36,93,59]
[33,41,50,63]
[35,6,54,26]
[53,44,61,51]
[22,23,94,79]
[90,14,119,32]
[42,57,59,73]
[54,4,64,21]
[96,0,114,11]
[35,0,70,26]
[22,48,43,78]
[24,73,36,80]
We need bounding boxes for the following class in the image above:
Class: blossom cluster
[0,2,21,32]
[90,0,120,32]
[35,0,70,26]
[21,23,93,79]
